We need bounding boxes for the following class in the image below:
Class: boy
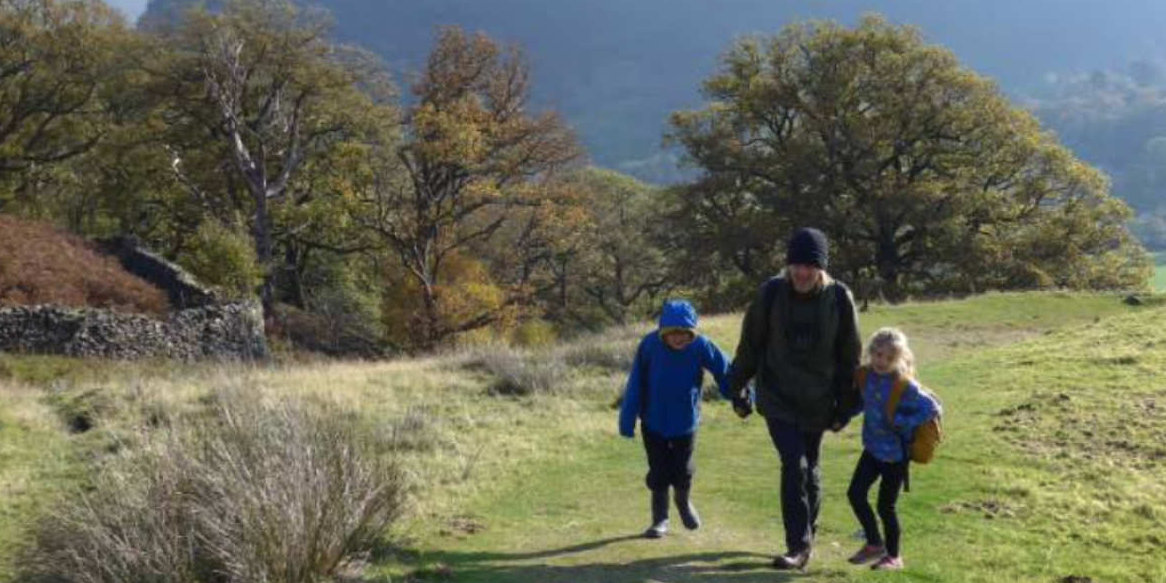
[619,299,740,538]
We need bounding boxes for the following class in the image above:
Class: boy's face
[663,330,696,351]
[789,263,822,293]
[870,345,896,375]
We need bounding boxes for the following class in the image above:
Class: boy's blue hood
[659,299,698,330]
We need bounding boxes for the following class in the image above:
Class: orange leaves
[0,215,169,315]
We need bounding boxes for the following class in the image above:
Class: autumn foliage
[0,216,169,315]
[0,2,1153,353]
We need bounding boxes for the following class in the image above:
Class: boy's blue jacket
[859,371,941,463]
[619,300,733,439]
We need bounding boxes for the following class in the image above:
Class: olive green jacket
[729,276,862,431]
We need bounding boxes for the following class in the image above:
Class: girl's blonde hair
[866,327,916,378]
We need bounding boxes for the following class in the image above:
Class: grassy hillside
[1,292,1162,581]
[1153,252,1166,291]
[374,292,1164,583]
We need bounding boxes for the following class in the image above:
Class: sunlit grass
[0,291,1160,582]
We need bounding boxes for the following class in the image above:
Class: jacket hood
[658,299,698,331]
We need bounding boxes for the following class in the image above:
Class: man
[729,227,862,570]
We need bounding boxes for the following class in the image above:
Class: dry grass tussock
[3,323,668,577]
[453,323,647,396]
[19,387,409,583]
[5,355,614,549]
[0,216,169,316]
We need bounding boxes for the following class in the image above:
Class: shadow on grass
[383,536,811,583]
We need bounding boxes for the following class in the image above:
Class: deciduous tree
[356,27,579,349]
[670,16,1150,301]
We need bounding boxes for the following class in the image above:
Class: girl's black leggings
[847,449,907,557]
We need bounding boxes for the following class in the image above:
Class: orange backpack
[855,366,943,464]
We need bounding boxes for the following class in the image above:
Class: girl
[846,327,940,570]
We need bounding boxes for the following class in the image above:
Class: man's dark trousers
[765,416,824,554]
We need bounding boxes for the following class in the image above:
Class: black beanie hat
[786,227,828,269]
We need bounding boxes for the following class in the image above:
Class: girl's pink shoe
[847,544,886,564]
[871,555,904,570]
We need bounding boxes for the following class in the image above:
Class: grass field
[1153,252,1166,291]
[1,292,1163,582]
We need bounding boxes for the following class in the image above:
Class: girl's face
[870,344,897,374]
[663,330,695,351]
[788,264,822,294]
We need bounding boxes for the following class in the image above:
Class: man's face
[662,330,695,351]
[788,263,822,293]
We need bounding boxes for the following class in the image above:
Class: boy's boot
[674,487,701,530]
[643,490,669,538]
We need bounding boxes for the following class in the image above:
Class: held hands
[731,389,753,419]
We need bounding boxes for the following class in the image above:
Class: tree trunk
[253,194,275,317]
[283,243,307,309]
[557,256,570,314]
[420,278,441,351]
[875,235,905,303]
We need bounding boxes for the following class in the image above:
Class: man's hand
[829,413,850,433]
[731,390,753,419]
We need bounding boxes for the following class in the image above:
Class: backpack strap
[752,276,781,379]
[833,281,849,315]
[884,374,910,423]
[760,276,782,345]
[855,365,870,390]
[883,374,912,492]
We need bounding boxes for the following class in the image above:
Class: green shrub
[270,254,387,357]
[176,220,263,299]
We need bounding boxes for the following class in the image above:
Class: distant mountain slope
[141,0,1166,186]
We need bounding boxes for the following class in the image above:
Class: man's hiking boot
[847,544,886,564]
[674,488,701,530]
[643,519,669,538]
[772,548,812,570]
[643,490,669,539]
[871,555,904,570]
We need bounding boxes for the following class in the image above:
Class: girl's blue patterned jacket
[860,371,941,463]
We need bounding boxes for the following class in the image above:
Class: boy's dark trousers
[642,429,696,493]
[847,450,907,557]
[765,416,824,554]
